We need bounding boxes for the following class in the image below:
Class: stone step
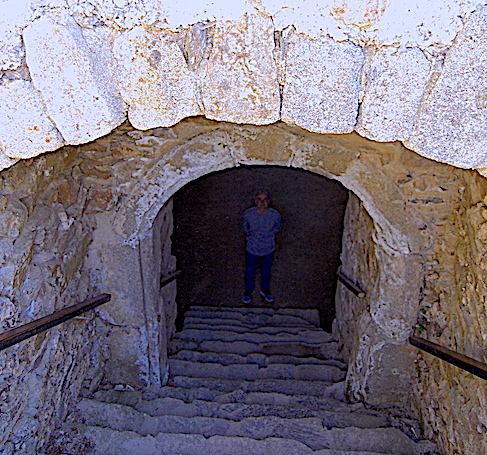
[168,359,346,382]
[167,376,343,397]
[172,328,333,345]
[93,381,346,412]
[79,396,390,428]
[66,402,434,455]
[183,315,314,329]
[46,425,400,455]
[186,306,320,326]
[94,384,347,409]
[168,338,342,359]
[183,322,323,335]
[170,349,347,369]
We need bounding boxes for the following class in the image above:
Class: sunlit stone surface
[0,80,64,159]
[23,12,126,145]
[0,0,485,170]
[192,12,280,124]
[281,32,363,134]
[404,7,487,168]
[356,46,431,142]
[113,26,201,130]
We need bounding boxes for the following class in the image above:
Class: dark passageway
[172,165,348,330]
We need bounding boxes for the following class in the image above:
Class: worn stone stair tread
[183,315,314,329]
[94,385,347,409]
[44,424,419,455]
[170,349,347,370]
[169,338,343,360]
[172,328,333,345]
[168,358,346,381]
[50,424,330,455]
[78,396,390,428]
[182,322,324,335]
[68,403,432,455]
[189,305,320,320]
[138,399,390,428]
[168,375,341,396]
[186,307,320,326]
[214,387,348,407]
[94,385,347,410]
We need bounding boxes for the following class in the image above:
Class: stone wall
[2,116,487,454]
[2,2,487,174]
[413,170,487,454]
[0,150,107,454]
[2,3,487,454]
[334,146,487,454]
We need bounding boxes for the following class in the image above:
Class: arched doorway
[172,165,348,331]
[91,118,434,410]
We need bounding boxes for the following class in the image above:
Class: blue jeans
[245,251,273,292]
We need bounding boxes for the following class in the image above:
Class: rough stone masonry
[1,2,487,455]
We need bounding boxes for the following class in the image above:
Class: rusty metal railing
[336,266,366,298]
[409,335,487,380]
[0,294,111,351]
[160,270,182,288]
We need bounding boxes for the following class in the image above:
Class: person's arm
[273,212,282,234]
[242,213,250,235]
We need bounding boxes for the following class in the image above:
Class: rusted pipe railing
[409,335,487,380]
[0,293,111,351]
[160,270,182,288]
[336,266,366,298]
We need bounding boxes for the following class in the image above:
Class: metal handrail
[160,270,182,288]
[409,335,487,380]
[336,266,366,298]
[0,294,111,351]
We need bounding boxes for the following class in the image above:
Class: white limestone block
[157,0,250,27]
[365,0,479,50]
[192,12,280,125]
[281,32,363,134]
[249,0,480,50]
[0,80,64,164]
[404,7,487,168]
[0,0,32,70]
[356,46,431,142]
[112,27,200,131]
[23,12,127,145]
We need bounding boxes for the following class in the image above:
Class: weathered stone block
[191,12,280,125]
[281,32,363,134]
[404,7,487,168]
[356,46,430,142]
[0,0,31,70]
[112,26,200,130]
[0,80,64,163]
[23,12,126,145]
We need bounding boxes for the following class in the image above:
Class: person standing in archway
[242,190,282,305]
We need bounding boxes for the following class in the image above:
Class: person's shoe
[242,290,252,305]
[260,289,275,303]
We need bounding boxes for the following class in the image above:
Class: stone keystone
[191,12,280,125]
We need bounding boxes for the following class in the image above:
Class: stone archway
[2,3,487,452]
[89,119,434,409]
[1,114,485,454]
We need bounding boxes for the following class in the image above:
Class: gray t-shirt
[242,207,281,256]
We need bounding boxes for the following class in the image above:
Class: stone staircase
[44,306,437,455]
